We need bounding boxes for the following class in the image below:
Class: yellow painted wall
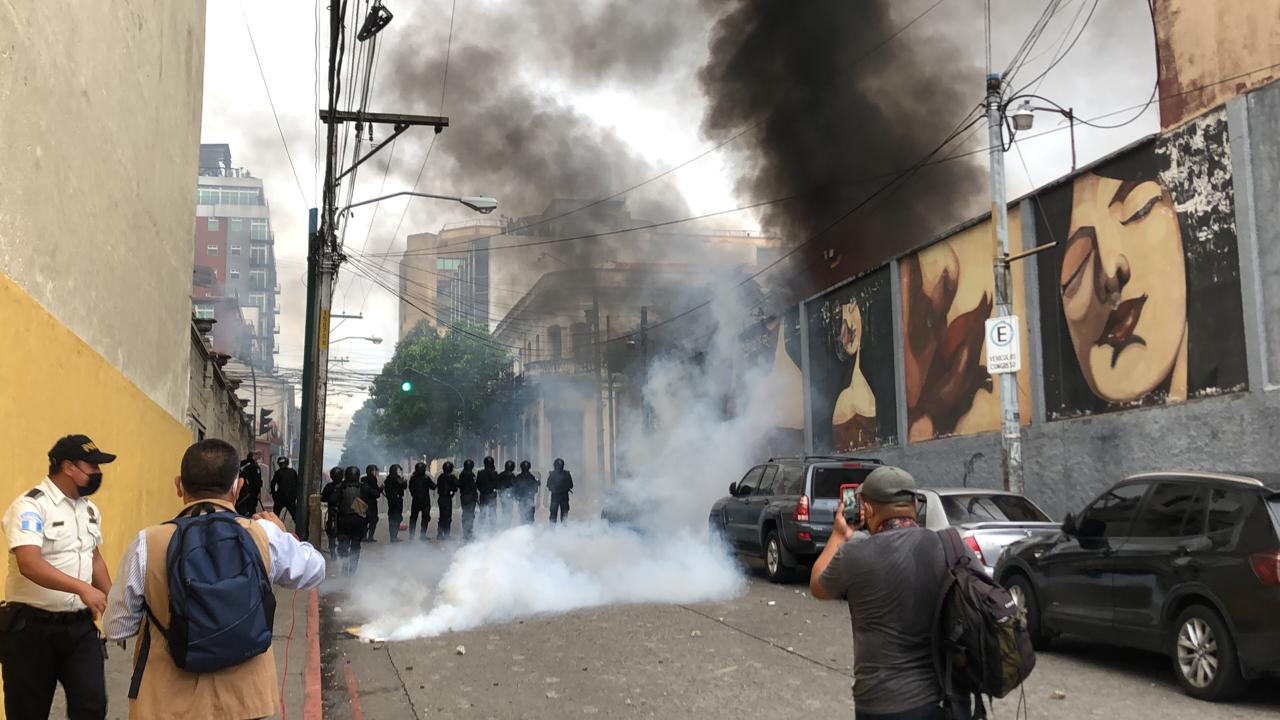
[0,271,190,608]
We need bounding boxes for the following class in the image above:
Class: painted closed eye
[1120,193,1162,226]
[1060,233,1095,296]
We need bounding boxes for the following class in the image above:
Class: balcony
[521,357,595,378]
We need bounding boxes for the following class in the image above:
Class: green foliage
[367,323,523,460]
[337,399,390,467]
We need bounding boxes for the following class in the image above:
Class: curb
[304,588,322,720]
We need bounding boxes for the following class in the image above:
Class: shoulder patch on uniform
[87,505,96,519]
[18,511,44,534]
[24,488,43,499]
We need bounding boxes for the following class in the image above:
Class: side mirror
[1061,512,1077,536]
[729,482,739,497]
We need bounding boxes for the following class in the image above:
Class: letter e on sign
[985,316,1021,375]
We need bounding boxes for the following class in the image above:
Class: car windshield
[940,494,1051,524]
[810,466,875,498]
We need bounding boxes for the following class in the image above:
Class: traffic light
[400,379,413,392]
[258,408,273,436]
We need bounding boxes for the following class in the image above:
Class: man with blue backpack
[103,438,325,719]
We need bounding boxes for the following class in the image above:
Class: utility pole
[589,287,605,486]
[639,305,650,431]
[985,73,1023,495]
[296,1,451,541]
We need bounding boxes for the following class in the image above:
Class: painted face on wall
[1060,172,1186,402]
[839,299,863,357]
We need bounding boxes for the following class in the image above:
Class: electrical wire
[239,0,310,208]
[1008,0,1100,98]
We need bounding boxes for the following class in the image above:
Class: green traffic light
[401,380,413,392]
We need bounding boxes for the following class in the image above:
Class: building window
[207,218,219,231]
[198,188,218,205]
[249,270,267,290]
[437,258,463,271]
[206,244,219,256]
[248,293,267,312]
[230,244,241,255]
[229,269,240,279]
[231,218,243,231]
[250,244,269,266]
[250,219,268,241]
[194,306,215,320]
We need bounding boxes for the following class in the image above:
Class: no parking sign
[985,316,1021,374]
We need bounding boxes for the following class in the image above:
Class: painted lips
[1097,294,1148,366]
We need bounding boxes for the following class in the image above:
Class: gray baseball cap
[859,466,917,503]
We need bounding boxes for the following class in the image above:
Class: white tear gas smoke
[355,296,785,641]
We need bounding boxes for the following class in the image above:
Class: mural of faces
[1060,172,1187,402]
[1037,109,1247,418]
[805,268,897,453]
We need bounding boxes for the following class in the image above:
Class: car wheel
[764,531,793,583]
[708,516,727,546]
[1006,574,1052,651]
[1171,605,1246,701]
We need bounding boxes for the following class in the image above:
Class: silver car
[917,488,1058,575]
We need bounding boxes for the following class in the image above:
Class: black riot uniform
[361,466,382,541]
[235,454,263,516]
[512,461,540,524]
[335,466,377,576]
[435,463,458,540]
[384,465,407,542]
[476,457,499,533]
[319,466,343,556]
[408,463,435,540]
[547,458,574,524]
[496,461,516,527]
[457,460,478,540]
[270,457,300,523]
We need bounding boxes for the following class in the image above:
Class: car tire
[1170,604,1246,701]
[764,531,793,583]
[1006,574,1052,651]
[708,516,727,547]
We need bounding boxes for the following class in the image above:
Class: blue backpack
[129,504,275,697]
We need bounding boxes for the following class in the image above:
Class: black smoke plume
[699,0,986,295]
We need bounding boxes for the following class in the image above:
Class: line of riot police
[318,457,576,575]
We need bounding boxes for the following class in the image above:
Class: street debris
[690,630,702,637]
[455,645,466,656]
[1050,690,1067,700]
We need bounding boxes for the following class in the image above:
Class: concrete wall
[1154,0,1280,129]
[796,79,1280,521]
[0,0,207,419]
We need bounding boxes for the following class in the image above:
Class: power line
[239,0,310,208]
[379,0,955,261]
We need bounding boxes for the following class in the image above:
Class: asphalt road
[320,548,1280,720]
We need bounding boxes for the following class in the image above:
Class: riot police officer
[458,459,478,540]
[436,462,458,540]
[547,458,574,524]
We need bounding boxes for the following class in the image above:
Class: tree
[337,399,393,468]
[368,323,523,460]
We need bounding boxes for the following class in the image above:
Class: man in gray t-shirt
[811,466,955,720]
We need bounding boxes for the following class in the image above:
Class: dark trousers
[387,501,404,542]
[365,508,379,541]
[0,608,106,720]
[478,494,496,531]
[461,499,477,539]
[409,498,431,538]
[336,516,367,576]
[272,494,297,523]
[549,492,570,523]
[437,499,453,538]
[856,698,972,720]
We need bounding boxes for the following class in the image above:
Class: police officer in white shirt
[1,434,115,720]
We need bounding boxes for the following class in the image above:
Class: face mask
[76,467,104,497]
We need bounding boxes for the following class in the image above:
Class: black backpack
[933,528,1035,718]
[129,504,275,697]
[339,482,369,517]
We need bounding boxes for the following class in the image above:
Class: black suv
[995,472,1280,701]
[709,456,881,582]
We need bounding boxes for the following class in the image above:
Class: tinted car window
[1079,482,1149,538]
[1131,483,1207,538]
[756,466,779,496]
[810,466,875,498]
[777,464,804,495]
[1207,488,1251,534]
[737,466,765,496]
[940,494,1051,524]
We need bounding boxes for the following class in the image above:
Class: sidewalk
[49,586,319,720]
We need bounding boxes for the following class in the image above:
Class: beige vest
[129,499,278,720]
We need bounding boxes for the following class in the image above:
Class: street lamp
[337,191,498,223]
[1004,94,1077,170]
[330,335,383,345]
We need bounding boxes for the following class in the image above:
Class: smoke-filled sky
[200,0,1159,461]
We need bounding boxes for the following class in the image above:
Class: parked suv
[995,472,1280,701]
[708,456,881,582]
